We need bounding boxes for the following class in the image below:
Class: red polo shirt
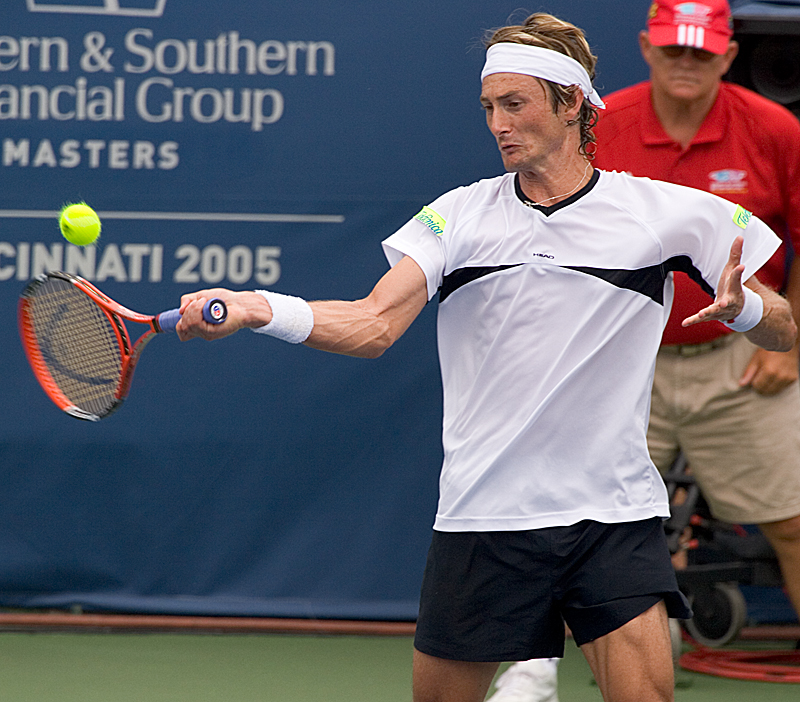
[593,81,800,345]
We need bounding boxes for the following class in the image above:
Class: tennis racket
[18,271,227,421]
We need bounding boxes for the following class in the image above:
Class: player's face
[639,31,738,104]
[480,73,576,173]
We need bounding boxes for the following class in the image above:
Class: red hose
[680,638,800,683]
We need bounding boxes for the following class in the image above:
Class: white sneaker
[487,658,560,702]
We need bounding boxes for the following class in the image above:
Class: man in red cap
[488,1,800,700]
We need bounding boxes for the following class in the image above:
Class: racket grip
[157,298,228,333]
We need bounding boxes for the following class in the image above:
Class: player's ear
[564,86,582,124]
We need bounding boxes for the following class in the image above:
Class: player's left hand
[682,236,746,328]
[739,347,800,395]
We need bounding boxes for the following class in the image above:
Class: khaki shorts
[648,333,800,524]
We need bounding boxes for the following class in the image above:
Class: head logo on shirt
[414,206,446,236]
[709,169,748,194]
[732,205,752,229]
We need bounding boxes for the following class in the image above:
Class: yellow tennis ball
[59,203,101,246]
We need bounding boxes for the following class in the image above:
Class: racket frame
[19,272,163,421]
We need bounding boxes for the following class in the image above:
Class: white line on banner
[0,210,345,224]
[26,0,168,18]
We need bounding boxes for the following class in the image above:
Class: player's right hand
[177,289,272,341]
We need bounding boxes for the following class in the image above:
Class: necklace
[523,161,591,208]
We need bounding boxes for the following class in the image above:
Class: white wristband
[252,290,314,343]
[723,286,764,332]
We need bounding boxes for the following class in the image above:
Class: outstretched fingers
[682,236,746,327]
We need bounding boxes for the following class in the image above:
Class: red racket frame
[19,272,165,420]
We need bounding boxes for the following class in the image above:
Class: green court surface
[0,631,797,701]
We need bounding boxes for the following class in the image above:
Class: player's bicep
[365,255,429,329]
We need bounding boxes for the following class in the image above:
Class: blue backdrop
[5,0,782,622]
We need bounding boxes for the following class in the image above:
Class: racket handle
[157,298,227,333]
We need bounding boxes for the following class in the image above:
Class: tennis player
[177,13,796,702]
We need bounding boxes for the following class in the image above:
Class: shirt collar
[640,82,727,147]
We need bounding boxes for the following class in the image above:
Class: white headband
[481,43,605,109]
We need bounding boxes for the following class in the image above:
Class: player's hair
[485,13,600,159]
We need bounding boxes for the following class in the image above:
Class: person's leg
[671,336,800,529]
[759,514,800,618]
[486,657,559,702]
[413,530,567,702]
[580,601,674,702]
[412,650,500,702]
[560,519,690,702]
[657,336,800,623]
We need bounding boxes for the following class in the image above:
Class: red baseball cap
[646,0,733,55]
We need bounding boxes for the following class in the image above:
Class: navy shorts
[414,518,692,662]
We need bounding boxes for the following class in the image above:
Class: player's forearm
[744,278,798,352]
[303,299,399,358]
[303,256,429,358]
[177,256,428,353]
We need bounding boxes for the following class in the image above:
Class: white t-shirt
[382,169,779,532]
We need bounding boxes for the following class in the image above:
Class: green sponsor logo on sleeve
[414,206,446,236]
[732,205,752,229]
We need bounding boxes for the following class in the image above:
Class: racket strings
[27,277,123,416]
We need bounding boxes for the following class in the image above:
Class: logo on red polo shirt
[709,169,748,194]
